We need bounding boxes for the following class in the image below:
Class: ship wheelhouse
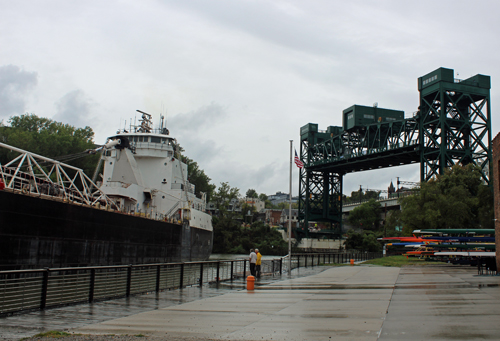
[98,111,211,232]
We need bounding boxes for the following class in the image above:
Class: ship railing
[165,201,181,219]
[0,252,383,316]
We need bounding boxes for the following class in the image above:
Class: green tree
[0,114,99,177]
[400,164,492,231]
[241,202,257,223]
[211,182,240,219]
[477,185,494,229]
[344,189,381,204]
[343,230,381,252]
[246,189,258,198]
[258,193,273,208]
[364,190,381,200]
[382,210,412,237]
[212,219,287,255]
[348,199,381,230]
[181,155,215,201]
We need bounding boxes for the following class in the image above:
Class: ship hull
[0,189,213,270]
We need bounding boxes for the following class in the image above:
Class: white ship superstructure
[98,111,212,232]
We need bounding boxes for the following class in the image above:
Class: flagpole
[288,140,292,276]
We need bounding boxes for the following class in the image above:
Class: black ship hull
[0,189,213,270]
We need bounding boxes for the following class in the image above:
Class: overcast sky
[1,0,499,197]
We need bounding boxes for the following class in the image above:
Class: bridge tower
[299,67,492,232]
[298,124,343,236]
[418,68,491,183]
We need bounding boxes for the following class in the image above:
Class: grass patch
[363,255,445,267]
[23,331,74,339]
[21,332,129,340]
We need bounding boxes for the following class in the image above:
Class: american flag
[294,150,304,168]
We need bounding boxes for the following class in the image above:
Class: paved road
[2,264,500,340]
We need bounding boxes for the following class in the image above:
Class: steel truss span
[298,67,491,231]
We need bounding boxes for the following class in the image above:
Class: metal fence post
[216,261,220,283]
[243,260,247,278]
[40,268,49,310]
[199,263,204,286]
[180,263,184,288]
[126,265,132,297]
[230,261,234,281]
[156,265,161,292]
[89,268,96,303]
[279,258,282,273]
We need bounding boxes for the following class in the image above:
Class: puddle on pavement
[256,285,395,290]
[395,283,500,290]
[478,283,500,288]
[0,266,329,340]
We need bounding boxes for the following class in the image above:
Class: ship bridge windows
[151,136,161,143]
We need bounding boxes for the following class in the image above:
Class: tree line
[345,164,494,251]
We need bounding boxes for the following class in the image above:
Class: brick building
[265,209,282,226]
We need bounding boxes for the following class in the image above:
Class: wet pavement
[0,266,327,341]
[2,264,500,340]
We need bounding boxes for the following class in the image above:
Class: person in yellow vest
[255,248,262,278]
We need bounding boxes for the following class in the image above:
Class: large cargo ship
[0,111,213,270]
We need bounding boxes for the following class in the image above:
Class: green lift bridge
[298,67,492,237]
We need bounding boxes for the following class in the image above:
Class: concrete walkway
[72,264,500,340]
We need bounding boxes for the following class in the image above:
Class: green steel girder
[298,117,421,226]
[307,118,420,173]
[419,68,491,183]
[298,167,342,236]
[299,67,492,229]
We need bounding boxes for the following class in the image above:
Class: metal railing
[283,252,381,272]
[0,252,382,316]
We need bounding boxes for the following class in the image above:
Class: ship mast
[136,110,153,133]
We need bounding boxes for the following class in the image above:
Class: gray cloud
[0,65,38,118]
[2,1,499,196]
[169,102,227,133]
[53,90,94,128]
[182,138,224,167]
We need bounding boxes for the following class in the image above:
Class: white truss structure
[0,142,118,209]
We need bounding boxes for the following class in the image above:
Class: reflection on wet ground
[3,264,499,341]
[0,266,328,341]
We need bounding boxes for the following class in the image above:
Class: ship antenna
[136,109,153,133]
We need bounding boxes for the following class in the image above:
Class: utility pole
[288,140,292,276]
